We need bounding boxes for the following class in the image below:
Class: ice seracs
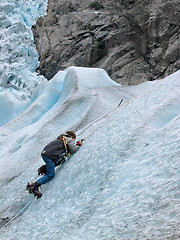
[0,0,48,96]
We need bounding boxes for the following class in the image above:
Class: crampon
[26,182,42,199]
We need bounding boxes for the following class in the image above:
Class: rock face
[32,0,180,85]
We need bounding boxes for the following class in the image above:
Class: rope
[77,99,123,137]
[82,81,160,140]
[0,198,33,231]
[84,100,123,140]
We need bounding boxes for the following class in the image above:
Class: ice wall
[0,69,179,240]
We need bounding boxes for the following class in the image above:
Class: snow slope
[0,67,180,240]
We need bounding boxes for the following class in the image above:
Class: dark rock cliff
[32,0,180,85]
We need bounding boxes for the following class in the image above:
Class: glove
[76,139,85,146]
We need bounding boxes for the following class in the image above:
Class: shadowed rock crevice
[32,0,180,85]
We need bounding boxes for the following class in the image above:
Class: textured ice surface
[0,0,179,239]
[0,67,179,240]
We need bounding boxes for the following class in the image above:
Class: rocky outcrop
[32,0,180,85]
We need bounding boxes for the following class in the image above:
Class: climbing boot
[26,182,42,199]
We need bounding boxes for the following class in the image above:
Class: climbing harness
[61,136,71,157]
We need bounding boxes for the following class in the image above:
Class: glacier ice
[0,0,180,239]
[0,0,48,95]
[0,67,179,240]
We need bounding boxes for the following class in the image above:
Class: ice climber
[27,131,83,198]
